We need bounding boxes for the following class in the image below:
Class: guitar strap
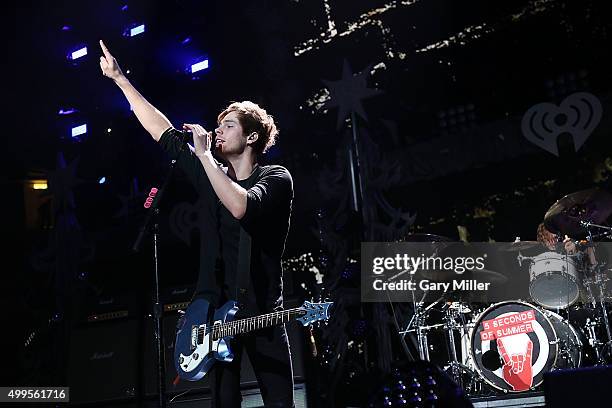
[235,165,263,306]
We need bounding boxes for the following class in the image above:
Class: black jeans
[211,325,295,407]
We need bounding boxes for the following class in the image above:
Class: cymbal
[544,188,612,238]
[419,267,507,283]
[402,233,456,259]
[498,241,541,252]
[403,233,453,242]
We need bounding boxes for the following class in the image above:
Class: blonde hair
[217,101,279,155]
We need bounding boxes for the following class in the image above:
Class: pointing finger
[99,40,112,58]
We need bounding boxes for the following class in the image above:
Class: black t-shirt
[158,128,293,315]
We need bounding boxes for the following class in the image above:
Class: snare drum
[470,301,582,392]
[528,252,581,309]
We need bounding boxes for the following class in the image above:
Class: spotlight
[190,58,209,73]
[98,177,107,184]
[69,46,87,60]
[58,108,77,115]
[32,180,48,190]
[124,24,145,37]
[71,124,87,138]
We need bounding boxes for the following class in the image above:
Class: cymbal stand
[582,224,612,363]
[416,303,432,361]
[442,307,480,392]
[593,269,612,363]
[400,299,438,361]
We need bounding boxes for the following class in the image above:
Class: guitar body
[174,299,239,381]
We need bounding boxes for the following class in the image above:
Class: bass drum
[469,301,582,393]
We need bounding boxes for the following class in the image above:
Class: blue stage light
[129,24,145,37]
[70,47,87,60]
[191,59,209,73]
[58,108,77,115]
[71,124,87,138]
[98,177,106,184]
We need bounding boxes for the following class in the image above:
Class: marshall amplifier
[81,291,140,324]
[67,318,139,404]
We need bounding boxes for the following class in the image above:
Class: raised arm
[99,40,171,141]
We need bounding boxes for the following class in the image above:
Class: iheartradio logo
[521,92,602,156]
[143,188,159,208]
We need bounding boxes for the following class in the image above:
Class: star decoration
[45,152,82,214]
[322,59,382,130]
[114,177,145,219]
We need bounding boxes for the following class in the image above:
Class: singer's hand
[183,123,212,158]
[99,40,125,82]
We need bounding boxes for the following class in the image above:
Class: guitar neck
[211,308,303,339]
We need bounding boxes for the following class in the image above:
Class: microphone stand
[133,131,190,408]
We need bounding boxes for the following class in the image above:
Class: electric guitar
[174,299,333,381]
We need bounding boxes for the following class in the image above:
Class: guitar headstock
[296,300,333,326]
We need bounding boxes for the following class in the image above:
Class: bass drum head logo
[470,301,557,392]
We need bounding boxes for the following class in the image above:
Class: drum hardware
[543,188,612,363]
[439,305,481,392]
[398,297,442,361]
[397,233,455,362]
[579,220,612,238]
[584,317,605,363]
[447,301,472,314]
[518,251,581,309]
[582,225,612,364]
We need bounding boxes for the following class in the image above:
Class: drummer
[536,222,597,266]
[536,223,578,253]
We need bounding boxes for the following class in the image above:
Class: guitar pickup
[191,325,198,350]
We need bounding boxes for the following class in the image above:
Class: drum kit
[399,188,612,395]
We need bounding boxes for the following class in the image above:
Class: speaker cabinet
[67,319,139,404]
[544,365,612,407]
